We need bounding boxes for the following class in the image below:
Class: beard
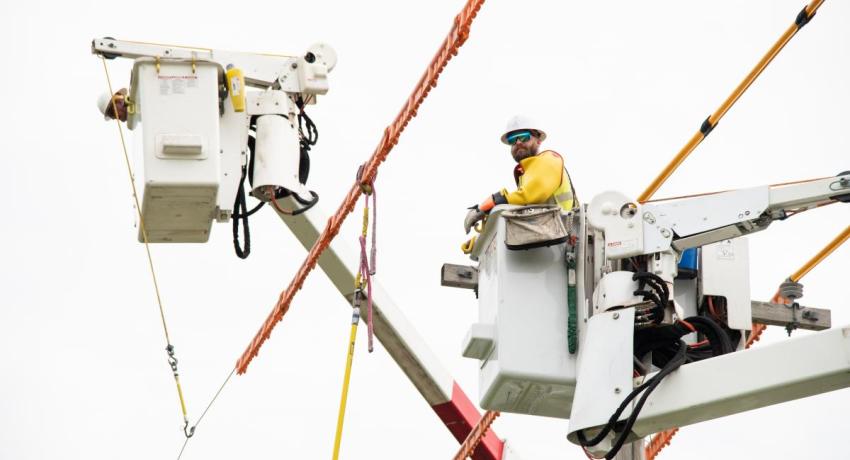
[511,144,538,163]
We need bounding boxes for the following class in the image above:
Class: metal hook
[183,420,196,438]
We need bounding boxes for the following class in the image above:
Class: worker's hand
[464,205,486,234]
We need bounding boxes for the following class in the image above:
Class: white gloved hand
[463,206,486,234]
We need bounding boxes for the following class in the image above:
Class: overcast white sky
[2,1,849,459]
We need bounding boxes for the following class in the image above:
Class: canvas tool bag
[502,205,568,250]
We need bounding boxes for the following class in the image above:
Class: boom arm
[92,37,337,94]
[587,173,850,260]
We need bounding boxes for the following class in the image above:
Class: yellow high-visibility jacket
[496,150,577,211]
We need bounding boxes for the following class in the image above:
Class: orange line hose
[453,410,500,460]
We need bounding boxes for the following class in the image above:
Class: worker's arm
[479,151,564,211]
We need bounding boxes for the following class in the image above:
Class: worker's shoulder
[536,150,564,162]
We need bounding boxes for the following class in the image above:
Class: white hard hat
[501,115,546,144]
[97,91,113,120]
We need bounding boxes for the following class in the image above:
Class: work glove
[464,205,486,234]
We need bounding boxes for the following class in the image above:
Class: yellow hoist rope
[99,56,191,433]
[332,200,372,459]
[332,308,360,460]
[460,218,486,255]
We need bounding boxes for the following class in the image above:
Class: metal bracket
[441,263,478,290]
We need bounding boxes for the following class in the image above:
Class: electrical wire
[176,368,237,460]
[100,57,172,350]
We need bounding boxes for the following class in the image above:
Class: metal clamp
[356,163,374,195]
[785,302,801,336]
[166,344,179,374]
[352,288,363,309]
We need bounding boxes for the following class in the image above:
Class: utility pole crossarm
[750,300,831,331]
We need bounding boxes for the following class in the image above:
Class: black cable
[633,289,662,309]
[633,288,664,323]
[270,190,320,216]
[290,191,319,215]
[232,201,264,219]
[296,96,319,146]
[686,316,734,355]
[633,272,670,303]
[603,341,687,459]
[577,341,687,458]
[634,322,690,367]
[295,96,317,186]
[635,314,735,370]
[632,272,669,324]
[232,165,251,259]
[578,340,681,445]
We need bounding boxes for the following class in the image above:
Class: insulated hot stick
[643,2,827,457]
[637,0,825,204]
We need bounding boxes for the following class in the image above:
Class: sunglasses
[507,131,533,145]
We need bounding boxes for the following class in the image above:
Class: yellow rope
[99,56,190,424]
[461,236,477,255]
[332,316,359,460]
[333,199,374,458]
[460,216,487,254]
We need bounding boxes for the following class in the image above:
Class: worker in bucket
[97,88,129,122]
[463,115,578,233]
